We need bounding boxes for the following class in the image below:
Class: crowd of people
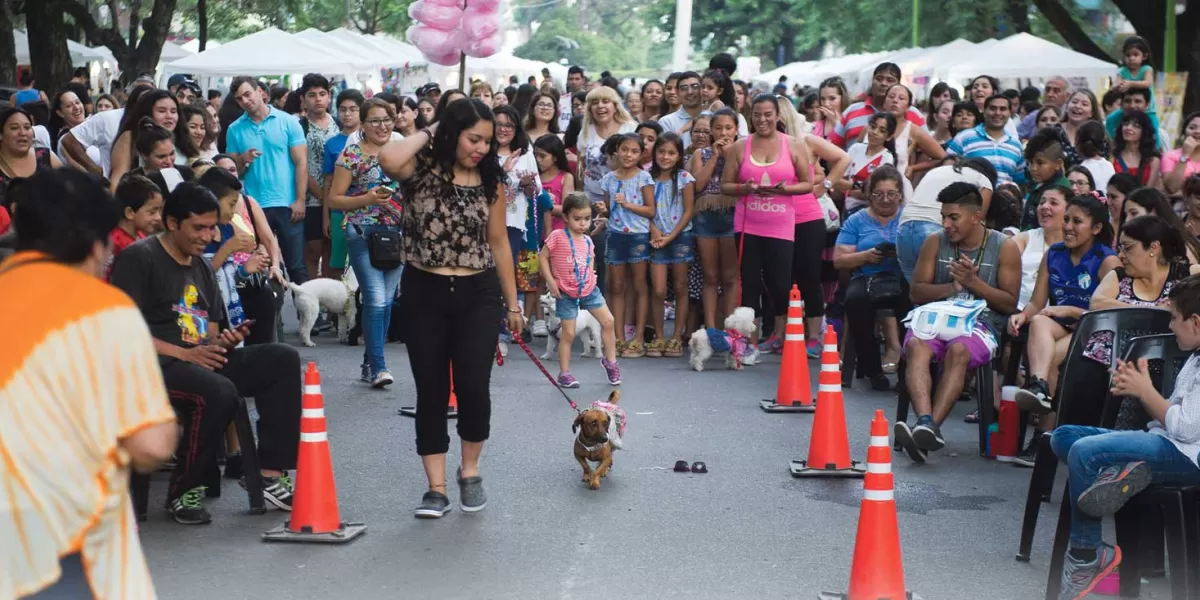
[4,34,1200,599]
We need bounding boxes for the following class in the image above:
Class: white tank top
[1018,228,1047,309]
[894,121,912,174]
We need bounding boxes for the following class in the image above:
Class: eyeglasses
[678,83,702,92]
[534,102,556,110]
[870,190,902,201]
[1117,242,1140,255]
[496,121,516,131]
[364,118,394,127]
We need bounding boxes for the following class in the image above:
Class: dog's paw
[587,477,600,490]
[302,340,317,348]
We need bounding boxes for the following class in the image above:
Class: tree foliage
[514,1,668,72]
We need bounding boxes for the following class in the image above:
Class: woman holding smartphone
[328,98,405,388]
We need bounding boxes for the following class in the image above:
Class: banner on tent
[1157,72,1189,141]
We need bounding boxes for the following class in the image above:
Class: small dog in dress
[687,306,760,371]
[539,293,603,360]
[288,270,358,347]
[573,390,626,490]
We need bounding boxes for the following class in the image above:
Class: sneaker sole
[1010,457,1036,468]
[170,512,213,525]
[1076,462,1152,519]
[1014,388,1053,414]
[263,493,293,512]
[460,500,487,513]
[911,425,945,452]
[893,422,928,464]
[372,377,394,389]
[560,382,581,389]
[1067,546,1122,600]
[414,506,452,519]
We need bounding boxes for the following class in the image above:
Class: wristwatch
[823,179,833,191]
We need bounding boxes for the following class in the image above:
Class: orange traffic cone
[791,328,865,478]
[399,363,459,419]
[263,362,366,544]
[818,410,915,600]
[760,285,815,413]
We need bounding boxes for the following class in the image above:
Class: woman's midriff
[735,134,798,241]
[411,263,485,277]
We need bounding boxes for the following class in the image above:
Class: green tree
[515,1,663,72]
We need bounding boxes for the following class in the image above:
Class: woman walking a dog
[380,97,523,518]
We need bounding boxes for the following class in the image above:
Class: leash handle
[496,341,504,366]
[511,333,580,412]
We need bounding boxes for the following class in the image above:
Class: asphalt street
[138,308,1167,599]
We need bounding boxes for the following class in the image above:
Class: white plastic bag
[904,299,987,343]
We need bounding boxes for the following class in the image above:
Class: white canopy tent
[937,32,1116,81]
[163,27,369,77]
[15,29,114,66]
[295,28,387,71]
[158,41,194,62]
[756,60,818,87]
[327,28,427,67]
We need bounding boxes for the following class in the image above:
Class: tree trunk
[778,34,796,67]
[1007,0,1030,34]
[0,0,16,86]
[54,0,175,84]
[1030,0,1115,62]
[25,0,73,92]
[1182,6,1199,115]
[197,0,207,51]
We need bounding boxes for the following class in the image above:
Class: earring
[1150,253,1156,257]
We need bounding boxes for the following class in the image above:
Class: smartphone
[876,241,897,256]
[236,319,257,330]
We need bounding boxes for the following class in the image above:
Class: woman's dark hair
[117,90,193,162]
[1066,165,1096,191]
[504,85,518,102]
[604,132,643,157]
[1185,174,1200,199]
[1177,112,1200,146]
[433,90,467,124]
[1075,120,1109,159]
[702,69,736,110]
[217,92,244,153]
[1107,173,1140,198]
[1120,187,1200,260]
[885,84,914,112]
[47,89,83,152]
[511,83,537,121]
[571,90,588,108]
[493,105,528,152]
[96,93,121,110]
[424,98,503,202]
[751,93,780,115]
[649,131,686,184]
[268,85,290,106]
[953,156,999,187]
[115,173,162,212]
[18,70,34,87]
[133,117,176,158]
[711,107,740,131]
[399,96,428,130]
[179,104,216,157]
[533,133,570,174]
[563,114,583,150]
[12,168,122,263]
[988,184,1023,231]
[640,79,664,117]
[928,82,952,105]
[374,91,401,114]
[163,181,221,228]
[636,120,663,136]
[1114,109,1160,159]
[197,164,243,199]
[562,191,591,215]
[1067,194,1115,248]
[949,101,982,137]
[282,90,302,115]
[866,112,898,165]
[969,75,1000,100]
[523,91,560,134]
[0,106,33,138]
[1121,215,1188,265]
[416,97,435,117]
[866,164,904,203]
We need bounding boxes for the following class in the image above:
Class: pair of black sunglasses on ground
[673,460,707,474]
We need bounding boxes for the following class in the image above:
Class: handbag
[865,270,904,302]
[354,223,403,271]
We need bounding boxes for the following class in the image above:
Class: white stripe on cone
[823,344,837,352]
[301,408,325,418]
[785,334,805,341]
[866,462,892,474]
[787,317,804,325]
[821,363,839,372]
[869,435,889,446]
[300,431,328,442]
[304,385,321,395]
[863,489,895,501]
[818,383,841,393]
[789,300,804,308]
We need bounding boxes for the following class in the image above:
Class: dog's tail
[287,281,305,294]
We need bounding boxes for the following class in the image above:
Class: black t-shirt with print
[110,236,228,361]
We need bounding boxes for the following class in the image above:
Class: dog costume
[584,400,626,450]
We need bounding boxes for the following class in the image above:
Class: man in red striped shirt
[830,62,927,149]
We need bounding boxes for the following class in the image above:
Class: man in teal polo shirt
[225,75,309,283]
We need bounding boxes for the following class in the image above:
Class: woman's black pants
[844,274,911,378]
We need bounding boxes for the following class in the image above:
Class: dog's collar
[575,435,604,453]
[727,329,747,368]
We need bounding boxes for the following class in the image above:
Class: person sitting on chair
[893,180,1021,463]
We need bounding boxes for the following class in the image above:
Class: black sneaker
[457,467,487,513]
[869,374,891,391]
[1015,377,1054,414]
[168,486,213,525]
[893,421,928,464]
[1011,435,1042,468]
[414,491,452,518]
[261,474,294,511]
[912,419,945,451]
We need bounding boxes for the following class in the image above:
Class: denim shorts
[652,230,694,264]
[692,208,735,238]
[605,231,651,265]
[556,286,606,320]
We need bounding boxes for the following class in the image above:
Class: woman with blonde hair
[576,85,637,291]
[469,80,494,106]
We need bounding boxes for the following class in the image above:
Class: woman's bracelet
[506,307,522,314]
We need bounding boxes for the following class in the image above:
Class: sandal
[614,340,628,356]
[964,409,979,424]
[664,338,683,358]
[622,340,646,359]
[645,338,666,358]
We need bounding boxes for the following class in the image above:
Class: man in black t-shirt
[111,182,302,525]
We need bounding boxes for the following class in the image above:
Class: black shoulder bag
[354,224,403,271]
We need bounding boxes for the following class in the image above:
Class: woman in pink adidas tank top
[720,94,813,350]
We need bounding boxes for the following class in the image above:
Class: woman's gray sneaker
[414,491,451,518]
[457,468,487,512]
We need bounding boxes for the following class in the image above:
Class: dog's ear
[572,412,583,433]
[607,389,620,404]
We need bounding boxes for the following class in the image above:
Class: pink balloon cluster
[407,0,503,66]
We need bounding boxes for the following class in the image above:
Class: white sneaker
[372,370,394,388]
[532,319,549,337]
[498,340,508,358]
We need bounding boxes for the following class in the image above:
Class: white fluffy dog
[688,306,760,371]
[540,293,603,360]
[288,270,358,347]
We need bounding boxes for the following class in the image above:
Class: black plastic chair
[130,397,265,521]
[894,348,997,457]
[1016,308,1173,563]
[1043,332,1191,599]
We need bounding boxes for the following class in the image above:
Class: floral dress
[1082,263,1188,365]
[336,144,403,227]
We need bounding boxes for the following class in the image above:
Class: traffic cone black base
[262,521,367,544]
[789,459,866,478]
[398,407,458,419]
[816,591,922,600]
[759,398,816,413]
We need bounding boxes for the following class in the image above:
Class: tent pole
[458,0,468,90]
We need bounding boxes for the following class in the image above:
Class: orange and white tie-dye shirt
[0,251,176,599]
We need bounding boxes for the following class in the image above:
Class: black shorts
[304,205,325,242]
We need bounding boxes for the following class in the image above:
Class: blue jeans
[346,223,403,376]
[896,220,941,282]
[263,206,309,284]
[1050,425,1200,549]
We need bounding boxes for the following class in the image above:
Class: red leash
[509,333,581,412]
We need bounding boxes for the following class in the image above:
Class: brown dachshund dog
[573,390,623,490]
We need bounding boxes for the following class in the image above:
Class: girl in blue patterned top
[599,132,655,358]
[647,132,696,358]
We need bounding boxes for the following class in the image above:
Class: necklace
[953,228,990,267]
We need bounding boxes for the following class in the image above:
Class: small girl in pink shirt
[541,192,621,388]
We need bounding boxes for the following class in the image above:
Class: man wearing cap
[830,62,926,149]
